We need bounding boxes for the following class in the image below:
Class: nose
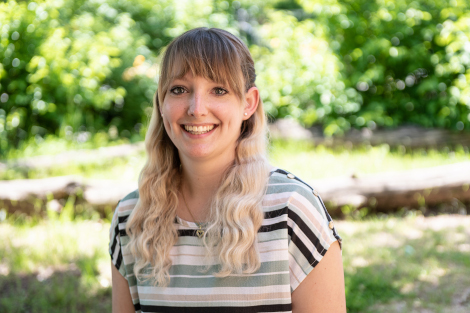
[187,92,208,117]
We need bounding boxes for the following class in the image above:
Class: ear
[243,87,259,120]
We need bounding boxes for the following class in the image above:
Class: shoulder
[266,168,341,245]
[266,168,323,212]
[109,190,139,276]
[110,189,139,231]
[116,189,140,215]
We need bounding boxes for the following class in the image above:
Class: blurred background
[0,0,469,312]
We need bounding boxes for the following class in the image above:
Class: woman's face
[161,72,252,164]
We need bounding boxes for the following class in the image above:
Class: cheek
[214,102,244,122]
[162,102,184,122]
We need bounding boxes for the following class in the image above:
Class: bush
[1,0,469,156]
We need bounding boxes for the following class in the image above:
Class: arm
[291,241,346,313]
[111,262,135,313]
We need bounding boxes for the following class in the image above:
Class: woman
[110,27,345,313]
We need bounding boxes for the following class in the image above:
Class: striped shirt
[109,169,342,313]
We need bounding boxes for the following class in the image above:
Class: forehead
[170,72,229,86]
[167,54,234,85]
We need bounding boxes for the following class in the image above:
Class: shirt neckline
[175,215,209,228]
[175,166,278,228]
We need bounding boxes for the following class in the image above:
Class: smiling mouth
[183,124,217,135]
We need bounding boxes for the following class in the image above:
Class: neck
[181,157,234,195]
[179,154,236,220]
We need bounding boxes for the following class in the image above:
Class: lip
[180,123,219,138]
[181,123,217,127]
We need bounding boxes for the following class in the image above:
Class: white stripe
[119,197,138,209]
[263,191,292,204]
[137,284,290,296]
[140,298,290,305]
[287,217,324,262]
[168,271,289,278]
[291,191,328,223]
[268,182,312,194]
[261,213,286,226]
[288,199,333,251]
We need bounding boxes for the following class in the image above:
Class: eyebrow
[170,76,230,88]
[170,76,190,83]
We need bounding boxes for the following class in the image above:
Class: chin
[181,146,217,160]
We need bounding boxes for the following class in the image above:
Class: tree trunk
[312,161,470,215]
[1,161,469,217]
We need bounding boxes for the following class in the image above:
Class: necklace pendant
[196,229,204,238]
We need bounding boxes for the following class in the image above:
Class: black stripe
[316,195,342,242]
[110,206,124,268]
[110,222,120,257]
[178,229,201,237]
[263,207,288,219]
[134,303,141,311]
[118,215,129,237]
[178,220,288,237]
[273,168,289,175]
[274,169,313,190]
[140,303,292,313]
[258,221,288,233]
[288,208,326,258]
[288,224,319,268]
[115,248,122,269]
[274,169,342,248]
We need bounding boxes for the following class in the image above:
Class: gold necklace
[180,190,205,239]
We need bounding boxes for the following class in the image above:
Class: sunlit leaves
[319,0,470,133]
[1,0,469,155]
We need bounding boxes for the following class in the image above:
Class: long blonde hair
[126,27,270,285]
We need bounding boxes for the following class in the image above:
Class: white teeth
[184,125,215,134]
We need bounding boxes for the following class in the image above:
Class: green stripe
[137,271,289,288]
[121,189,139,201]
[166,260,289,276]
[139,297,292,308]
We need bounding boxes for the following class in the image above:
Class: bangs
[159,29,246,100]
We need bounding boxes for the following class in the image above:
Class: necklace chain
[180,189,205,239]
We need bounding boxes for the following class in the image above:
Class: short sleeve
[286,186,341,292]
[109,200,127,278]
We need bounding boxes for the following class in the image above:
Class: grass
[1,214,469,312]
[0,218,111,312]
[2,132,136,160]
[2,138,469,182]
[340,214,470,313]
[269,140,470,180]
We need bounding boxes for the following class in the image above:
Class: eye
[170,86,186,95]
[213,87,228,96]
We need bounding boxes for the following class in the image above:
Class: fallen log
[312,161,470,215]
[0,162,469,217]
[0,176,137,216]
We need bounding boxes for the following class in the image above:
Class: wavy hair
[125,27,270,285]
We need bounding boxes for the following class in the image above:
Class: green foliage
[0,219,112,312]
[1,0,469,155]
[0,0,157,155]
[311,0,470,134]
